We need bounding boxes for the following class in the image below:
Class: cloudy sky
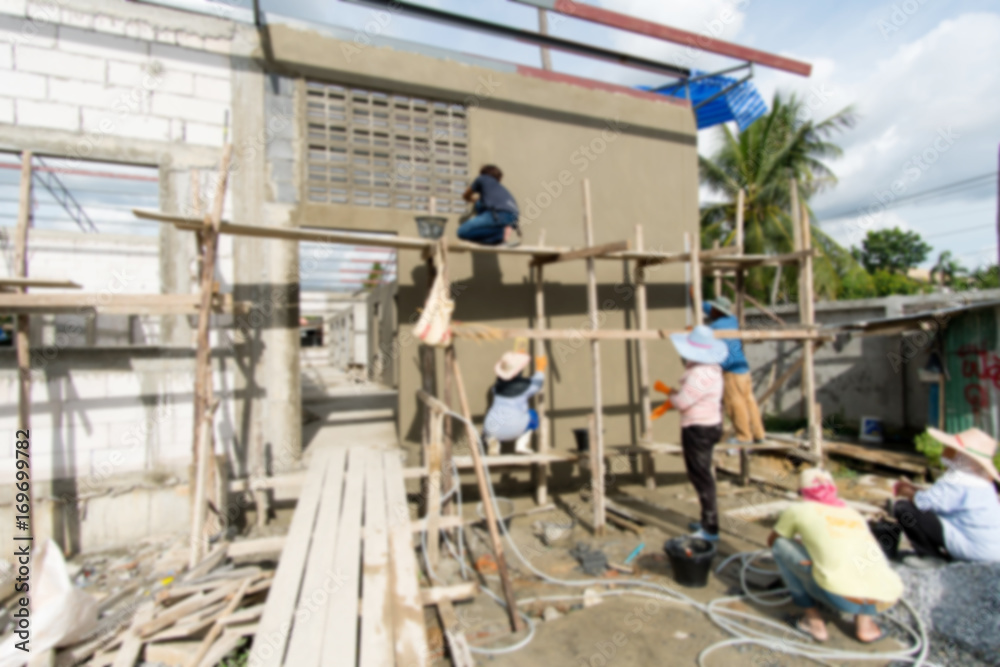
[269,0,1000,270]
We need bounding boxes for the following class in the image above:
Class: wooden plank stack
[56,544,271,667]
[251,447,431,667]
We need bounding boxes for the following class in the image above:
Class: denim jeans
[771,538,879,616]
[457,208,518,245]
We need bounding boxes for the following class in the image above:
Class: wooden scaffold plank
[581,179,606,536]
[440,357,523,632]
[249,452,330,667]
[320,449,367,666]
[383,451,432,667]
[282,449,347,667]
[532,230,551,505]
[359,449,394,667]
[634,225,656,490]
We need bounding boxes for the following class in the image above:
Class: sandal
[794,618,828,643]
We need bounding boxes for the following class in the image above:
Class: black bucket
[572,428,590,453]
[869,519,902,560]
[664,537,716,587]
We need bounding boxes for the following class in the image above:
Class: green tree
[699,92,858,302]
[962,264,999,291]
[838,265,876,300]
[871,269,926,297]
[930,250,966,287]
[852,228,931,274]
[364,261,384,290]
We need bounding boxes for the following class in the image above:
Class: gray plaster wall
[745,290,1000,433]
[258,21,701,451]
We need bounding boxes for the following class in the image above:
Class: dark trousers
[682,423,723,535]
[893,499,950,560]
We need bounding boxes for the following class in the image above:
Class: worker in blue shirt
[704,297,765,444]
[458,165,521,247]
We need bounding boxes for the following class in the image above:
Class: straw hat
[495,351,530,381]
[703,296,735,318]
[669,325,729,365]
[926,427,1000,481]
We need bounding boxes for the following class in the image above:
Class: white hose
[419,409,937,666]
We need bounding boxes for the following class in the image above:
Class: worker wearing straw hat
[483,351,546,456]
[665,325,728,542]
[893,427,1000,563]
[704,296,765,444]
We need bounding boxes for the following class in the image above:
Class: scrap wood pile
[10,536,276,667]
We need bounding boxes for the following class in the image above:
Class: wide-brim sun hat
[669,325,729,365]
[926,427,1000,482]
[706,296,735,318]
[495,351,531,381]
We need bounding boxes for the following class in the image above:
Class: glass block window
[305,82,470,213]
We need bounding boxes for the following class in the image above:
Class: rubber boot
[514,430,533,455]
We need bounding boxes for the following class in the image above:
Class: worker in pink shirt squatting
[661,325,729,542]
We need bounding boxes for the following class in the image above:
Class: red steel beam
[519,0,811,77]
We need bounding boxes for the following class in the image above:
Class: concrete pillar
[231,60,301,475]
[159,165,197,346]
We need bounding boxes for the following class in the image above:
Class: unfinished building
[4,2,980,667]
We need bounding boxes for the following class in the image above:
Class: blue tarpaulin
[641,70,768,131]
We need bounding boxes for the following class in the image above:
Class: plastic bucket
[664,537,716,587]
[572,428,590,453]
[415,215,448,240]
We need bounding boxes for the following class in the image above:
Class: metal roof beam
[341,0,691,80]
[512,0,812,77]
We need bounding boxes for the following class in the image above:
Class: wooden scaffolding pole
[689,231,704,326]
[443,359,523,632]
[791,179,820,457]
[582,180,606,535]
[634,225,656,489]
[190,145,232,566]
[532,231,551,505]
[14,151,31,438]
[735,187,745,255]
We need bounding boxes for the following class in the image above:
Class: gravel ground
[886,560,1000,666]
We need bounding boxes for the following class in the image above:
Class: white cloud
[809,12,1000,218]
[596,0,749,79]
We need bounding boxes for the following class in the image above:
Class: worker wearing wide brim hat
[704,296,766,445]
[482,351,547,456]
[664,326,728,541]
[893,427,1000,564]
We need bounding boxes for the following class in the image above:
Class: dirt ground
[420,452,917,667]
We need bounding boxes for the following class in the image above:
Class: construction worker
[769,468,903,643]
[893,427,1000,564]
[483,352,546,456]
[666,325,728,542]
[704,297,765,444]
[458,165,521,247]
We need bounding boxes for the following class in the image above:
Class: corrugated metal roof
[641,69,768,130]
[834,299,1000,335]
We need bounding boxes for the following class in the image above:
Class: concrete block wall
[745,290,1000,433]
[0,0,236,147]
[0,349,236,486]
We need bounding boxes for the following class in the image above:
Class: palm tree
[699,92,858,301]
[930,251,966,288]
